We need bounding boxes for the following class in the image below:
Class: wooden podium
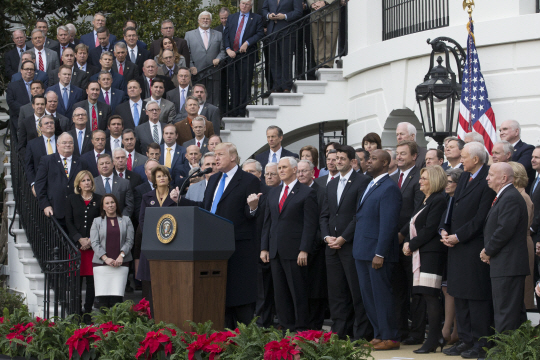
[141,206,235,330]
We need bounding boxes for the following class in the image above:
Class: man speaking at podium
[171,142,260,328]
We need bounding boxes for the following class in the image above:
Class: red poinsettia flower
[136,329,173,360]
[204,343,225,360]
[187,334,211,360]
[295,330,333,344]
[98,321,123,335]
[6,322,35,345]
[66,326,100,359]
[132,298,152,319]
[264,338,301,360]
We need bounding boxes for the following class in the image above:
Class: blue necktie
[25,82,32,101]
[533,177,540,194]
[133,103,139,126]
[78,130,83,154]
[62,87,69,110]
[271,153,277,163]
[130,49,136,63]
[105,177,111,194]
[180,89,186,109]
[210,173,228,214]
[360,180,375,204]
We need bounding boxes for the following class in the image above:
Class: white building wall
[344,0,540,148]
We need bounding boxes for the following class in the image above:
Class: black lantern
[415,37,466,149]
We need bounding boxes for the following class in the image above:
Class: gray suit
[185,179,207,202]
[182,137,209,155]
[34,48,60,73]
[134,121,165,154]
[130,151,148,169]
[94,174,134,217]
[90,215,134,263]
[176,102,221,134]
[144,97,176,124]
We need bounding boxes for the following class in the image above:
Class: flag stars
[473,68,478,73]
[479,104,484,111]
[480,86,485,92]
[473,86,477,92]
[480,77,485,83]
[479,95,485,101]
[472,105,476,111]
[463,88,469,93]
[472,95,477,101]
[473,77,478,83]
[464,96,469,102]
[473,58,478,64]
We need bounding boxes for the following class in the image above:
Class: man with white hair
[440,141,496,359]
[395,122,427,169]
[185,152,217,201]
[499,119,535,192]
[5,29,29,79]
[463,131,485,144]
[56,25,74,60]
[112,147,143,191]
[491,141,514,163]
[135,59,174,99]
[66,24,78,45]
[482,162,529,335]
[261,156,318,331]
[184,11,226,106]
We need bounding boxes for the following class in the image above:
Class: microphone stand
[175,168,207,206]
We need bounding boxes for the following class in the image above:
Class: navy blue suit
[90,71,127,93]
[6,79,32,144]
[34,153,89,220]
[87,45,115,68]
[80,150,111,177]
[133,164,147,182]
[24,136,57,186]
[79,32,117,51]
[255,148,299,179]
[353,174,402,341]
[262,0,303,91]
[159,144,187,188]
[11,70,49,87]
[97,88,127,114]
[512,140,535,193]
[45,84,84,119]
[118,39,147,50]
[222,11,264,116]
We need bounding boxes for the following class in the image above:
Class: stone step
[26,273,45,291]
[294,80,328,94]
[14,243,34,259]
[12,228,28,244]
[317,68,345,81]
[6,201,16,217]
[246,105,280,119]
[269,93,303,106]
[20,258,41,275]
[4,175,12,189]
[4,188,13,202]
[222,117,255,131]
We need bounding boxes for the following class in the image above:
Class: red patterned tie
[119,62,123,75]
[127,153,132,171]
[197,141,201,148]
[38,51,44,71]
[331,176,334,180]
[398,172,404,189]
[91,105,98,131]
[119,172,123,178]
[233,14,246,51]
[279,185,289,213]
[491,196,497,207]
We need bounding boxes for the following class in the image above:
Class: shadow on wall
[381,109,428,148]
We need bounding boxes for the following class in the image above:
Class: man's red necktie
[197,141,201,148]
[38,52,44,71]
[119,173,123,178]
[91,105,98,131]
[398,172,404,189]
[279,185,289,213]
[127,153,132,171]
[233,14,246,51]
[119,63,123,75]
[491,196,497,207]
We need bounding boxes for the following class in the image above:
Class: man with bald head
[499,120,535,192]
[135,59,174,99]
[5,29,28,79]
[482,162,529,335]
[395,122,427,169]
[47,47,89,89]
[491,141,514,164]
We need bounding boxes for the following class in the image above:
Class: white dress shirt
[149,121,162,143]
[129,99,143,123]
[279,178,298,200]
[110,136,122,152]
[34,48,47,70]
[337,168,354,203]
[326,172,339,184]
[100,174,114,192]
[397,165,415,184]
[268,147,283,164]
[128,45,138,62]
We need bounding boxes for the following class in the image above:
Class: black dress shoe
[460,346,486,359]
[402,336,424,345]
[443,341,472,356]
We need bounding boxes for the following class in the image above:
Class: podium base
[149,260,228,330]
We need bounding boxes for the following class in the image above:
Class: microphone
[199,167,213,175]
[175,167,207,206]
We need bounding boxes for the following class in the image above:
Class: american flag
[457,21,496,154]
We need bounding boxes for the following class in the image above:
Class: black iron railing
[10,141,80,318]
[537,0,539,13]
[382,0,449,41]
[195,0,347,118]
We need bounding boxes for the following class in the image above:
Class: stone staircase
[219,68,349,161]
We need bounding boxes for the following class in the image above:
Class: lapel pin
[151,200,155,205]
[99,111,102,115]
[348,180,351,183]
[114,181,117,184]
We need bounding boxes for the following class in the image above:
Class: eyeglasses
[22,68,35,71]
[73,113,87,117]
[147,108,160,112]
[297,170,313,174]
[162,26,174,30]
[265,173,278,177]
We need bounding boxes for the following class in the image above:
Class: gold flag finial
[463,0,475,15]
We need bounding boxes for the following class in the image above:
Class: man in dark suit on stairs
[255,126,298,179]
[499,120,536,192]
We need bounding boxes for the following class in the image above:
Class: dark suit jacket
[45,84,84,119]
[261,180,318,259]
[214,24,225,33]
[159,144,187,188]
[124,47,151,76]
[262,0,303,35]
[149,37,190,66]
[11,70,49,86]
[6,79,32,130]
[87,45,115,67]
[177,102,221,134]
[68,128,93,156]
[135,75,174,100]
[90,71,127,93]
[223,11,265,54]
[484,185,529,278]
[65,193,103,244]
[47,66,89,90]
[114,169,143,191]
[34,153,89,219]
[405,191,447,253]
[79,63,100,78]
[94,173,134,216]
[166,86,193,114]
[441,162,464,171]
[415,146,427,169]
[80,150,111,177]
[352,174,402,262]
[255,148,299,177]
[174,117,215,146]
[111,61,139,82]
[54,43,76,63]
[4,47,25,79]
[182,137,209,155]
[17,115,41,152]
[97,88,127,113]
[113,100,148,129]
[320,171,371,254]
[72,100,111,131]
[24,135,57,185]
[439,165,496,300]
[390,166,424,237]
[134,181,153,221]
[79,32,118,51]
[134,121,165,154]
[512,140,535,192]
[179,168,260,307]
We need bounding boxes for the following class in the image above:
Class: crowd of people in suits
[3,6,537,360]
